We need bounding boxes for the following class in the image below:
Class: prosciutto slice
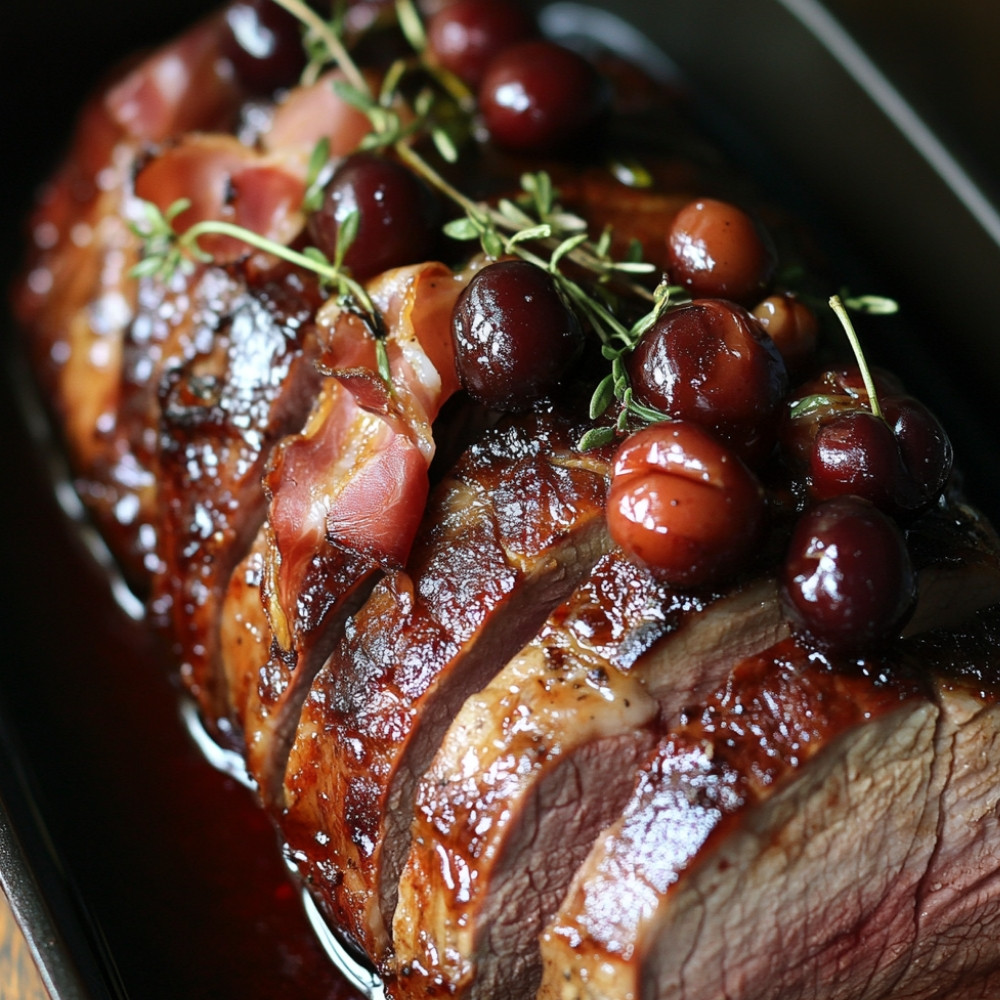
[223,262,468,802]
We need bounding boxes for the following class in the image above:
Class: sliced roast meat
[228,264,466,802]
[539,637,940,1000]
[11,12,260,582]
[887,608,1000,998]
[280,415,612,967]
[394,499,1000,1000]
[14,6,1000,995]
[152,271,325,729]
[391,561,787,1000]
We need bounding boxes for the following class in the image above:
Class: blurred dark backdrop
[2,1,218,284]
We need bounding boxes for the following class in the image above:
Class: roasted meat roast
[12,3,1000,999]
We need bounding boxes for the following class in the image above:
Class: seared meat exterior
[281,414,611,963]
[392,566,785,1000]
[540,637,939,1000]
[540,611,1000,1000]
[153,269,325,727]
[13,6,1000,1000]
[232,262,467,803]
[11,13,246,582]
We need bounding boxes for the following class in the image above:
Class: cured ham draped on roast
[12,3,1000,999]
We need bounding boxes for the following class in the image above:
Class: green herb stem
[163,217,379,319]
[271,0,370,96]
[829,293,883,420]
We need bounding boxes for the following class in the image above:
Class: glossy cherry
[451,259,584,409]
[785,367,953,514]
[627,298,788,464]
[306,153,440,281]
[221,0,307,95]
[752,292,818,373]
[782,366,906,468]
[607,421,766,587]
[881,394,954,511]
[780,495,917,651]
[810,410,907,508]
[666,198,777,303]
[427,0,537,88]
[478,40,608,152]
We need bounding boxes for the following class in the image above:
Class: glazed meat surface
[281,414,611,963]
[13,5,1000,1000]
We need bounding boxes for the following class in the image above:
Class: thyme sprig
[127,198,393,385]
[272,0,370,94]
[278,0,658,317]
[283,0,472,164]
[302,136,333,213]
[828,293,886,419]
[440,173,683,449]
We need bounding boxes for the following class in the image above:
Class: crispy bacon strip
[226,262,469,803]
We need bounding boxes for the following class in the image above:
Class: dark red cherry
[809,410,906,507]
[881,395,953,511]
[427,0,537,88]
[451,259,583,409]
[781,495,917,650]
[781,365,907,469]
[306,153,440,281]
[667,198,777,304]
[478,40,609,152]
[786,369,953,514]
[607,421,766,587]
[222,0,307,95]
[627,299,788,464]
[752,292,818,374]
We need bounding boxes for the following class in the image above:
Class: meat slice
[280,415,612,968]
[539,637,940,1000]
[887,609,1000,998]
[11,13,257,582]
[152,271,324,729]
[391,561,787,1000]
[225,263,466,802]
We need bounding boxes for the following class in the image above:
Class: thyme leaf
[128,197,391,387]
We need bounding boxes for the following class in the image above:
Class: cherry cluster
[291,0,610,286]
[427,0,609,152]
[442,192,951,653]
[221,1,953,655]
[598,198,954,652]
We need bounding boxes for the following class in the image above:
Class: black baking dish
[2,2,999,997]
